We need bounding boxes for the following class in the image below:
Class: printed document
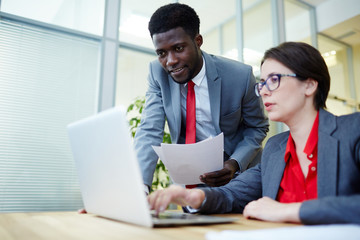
[152,133,223,185]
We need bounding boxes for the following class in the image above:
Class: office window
[1,0,105,35]
[118,0,236,54]
[119,0,169,49]
[318,34,355,115]
[182,0,236,56]
[202,27,221,56]
[0,18,100,211]
[354,44,360,105]
[284,0,312,44]
[116,48,155,108]
[243,0,273,77]
[116,0,169,109]
[243,0,275,138]
[222,19,237,58]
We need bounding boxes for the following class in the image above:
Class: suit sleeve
[231,69,269,171]
[300,195,360,224]
[198,163,263,214]
[300,138,360,225]
[133,62,166,187]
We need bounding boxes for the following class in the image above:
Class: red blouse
[277,112,319,203]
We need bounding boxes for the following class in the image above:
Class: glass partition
[243,0,273,77]
[119,0,169,49]
[116,48,155,108]
[182,0,236,57]
[1,0,105,35]
[318,34,355,115]
[243,0,275,139]
[0,18,100,212]
[284,0,312,44]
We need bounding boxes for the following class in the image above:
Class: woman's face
[259,58,309,124]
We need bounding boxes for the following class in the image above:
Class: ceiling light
[119,14,149,39]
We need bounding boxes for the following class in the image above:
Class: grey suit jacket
[200,108,360,224]
[134,51,269,187]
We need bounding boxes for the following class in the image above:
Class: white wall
[316,0,360,31]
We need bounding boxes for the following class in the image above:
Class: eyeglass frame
[254,73,300,97]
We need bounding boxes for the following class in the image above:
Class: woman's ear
[304,78,318,96]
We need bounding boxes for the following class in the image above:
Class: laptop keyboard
[150,210,238,226]
[151,212,199,220]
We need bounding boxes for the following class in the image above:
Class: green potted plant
[127,97,170,192]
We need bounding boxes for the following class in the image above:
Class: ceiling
[321,15,360,46]
[121,0,360,47]
[300,0,328,6]
[300,0,360,46]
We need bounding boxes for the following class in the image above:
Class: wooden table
[0,211,299,240]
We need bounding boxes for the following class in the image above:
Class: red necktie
[185,81,196,144]
[185,81,197,189]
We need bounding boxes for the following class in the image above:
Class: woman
[148,42,360,224]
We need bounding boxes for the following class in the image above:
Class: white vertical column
[272,0,286,45]
[236,0,244,62]
[309,6,318,48]
[347,47,357,112]
[98,0,121,112]
[272,0,286,133]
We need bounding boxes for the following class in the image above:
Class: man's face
[152,27,203,84]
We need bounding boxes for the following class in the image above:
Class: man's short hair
[148,3,200,39]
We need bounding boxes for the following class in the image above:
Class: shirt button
[311,166,316,171]
[308,154,313,159]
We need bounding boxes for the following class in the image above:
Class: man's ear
[195,34,203,48]
[304,78,318,96]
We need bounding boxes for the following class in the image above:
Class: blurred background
[0,0,359,212]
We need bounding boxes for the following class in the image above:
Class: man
[134,3,268,193]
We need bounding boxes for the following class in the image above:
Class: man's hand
[199,159,239,187]
[147,185,205,215]
[78,209,87,214]
[243,197,301,223]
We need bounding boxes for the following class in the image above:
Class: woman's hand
[243,197,301,223]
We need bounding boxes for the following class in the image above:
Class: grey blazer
[200,108,360,224]
[134,51,269,187]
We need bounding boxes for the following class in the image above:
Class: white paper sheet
[152,133,224,185]
[206,224,360,240]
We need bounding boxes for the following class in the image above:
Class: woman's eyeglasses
[254,73,298,97]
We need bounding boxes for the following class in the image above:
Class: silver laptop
[67,106,237,227]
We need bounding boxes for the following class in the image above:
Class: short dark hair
[148,3,200,39]
[261,42,330,110]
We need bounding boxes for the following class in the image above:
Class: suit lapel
[317,109,338,197]
[169,75,181,141]
[203,52,221,134]
[262,136,287,199]
[264,110,339,199]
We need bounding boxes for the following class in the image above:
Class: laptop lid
[67,106,237,227]
[68,106,153,227]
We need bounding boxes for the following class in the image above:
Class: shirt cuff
[144,184,150,195]
[182,196,207,213]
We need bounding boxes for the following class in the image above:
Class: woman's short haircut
[148,3,200,39]
[261,42,330,110]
